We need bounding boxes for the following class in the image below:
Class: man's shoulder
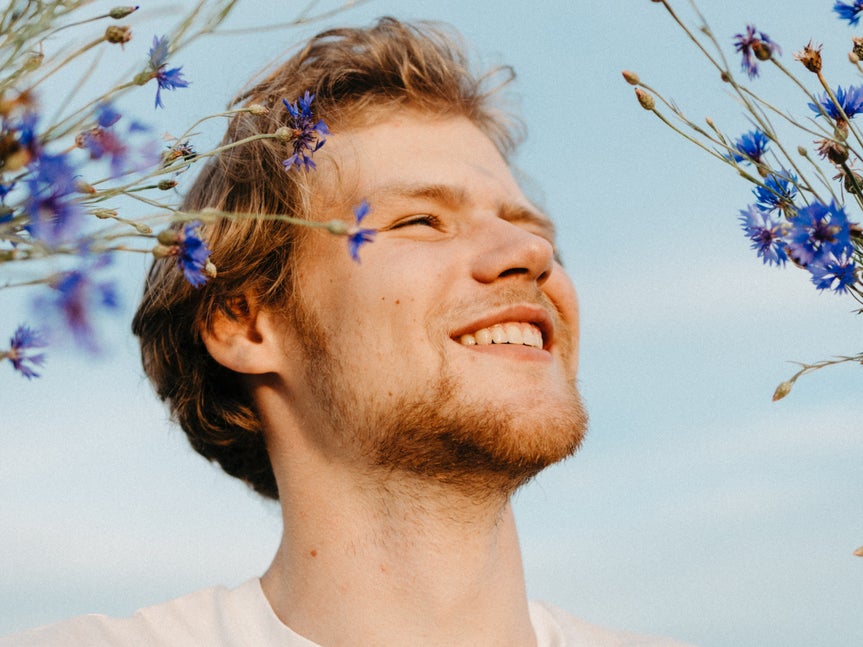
[0,579,313,647]
[529,601,697,647]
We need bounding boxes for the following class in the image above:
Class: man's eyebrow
[369,182,468,209]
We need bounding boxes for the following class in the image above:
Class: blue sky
[1,1,862,646]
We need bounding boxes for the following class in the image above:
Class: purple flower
[24,152,83,247]
[808,253,858,293]
[4,324,47,379]
[786,200,853,266]
[43,262,119,352]
[733,25,781,79]
[148,35,190,109]
[78,103,157,177]
[753,170,797,216]
[728,129,770,165]
[834,0,863,26]
[739,205,788,266]
[808,85,863,121]
[347,200,375,263]
[281,91,330,171]
[177,221,211,287]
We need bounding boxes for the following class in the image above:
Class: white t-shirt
[0,579,693,646]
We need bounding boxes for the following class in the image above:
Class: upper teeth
[458,323,543,349]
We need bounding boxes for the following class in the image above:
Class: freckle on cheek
[395,299,400,305]
[310,549,318,557]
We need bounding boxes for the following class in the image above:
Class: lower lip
[451,340,552,362]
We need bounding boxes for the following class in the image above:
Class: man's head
[132,17,586,501]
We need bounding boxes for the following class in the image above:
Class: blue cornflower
[148,35,189,109]
[808,253,858,293]
[728,129,770,165]
[4,324,47,379]
[177,221,211,287]
[24,152,83,246]
[738,205,789,266]
[786,199,853,266]
[78,103,156,177]
[347,200,375,263]
[834,0,863,26]
[753,170,797,215]
[281,91,330,171]
[0,181,15,203]
[45,262,119,352]
[808,85,863,122]
[733,25,781,79]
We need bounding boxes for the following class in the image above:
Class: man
[1,18,691,647]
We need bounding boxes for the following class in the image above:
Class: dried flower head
[794,41,823,73]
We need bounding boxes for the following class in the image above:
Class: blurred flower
[739,205,789,266]
[147,35,189,109]
[4,324,46,379]
[155,221,212,287]
[728,129,770,165]
[177,221,211,287]
[43,262,119,352]
[24,153,84,247]
[77,102,156,177]
[834,0,863,26]
[786,200,853,266]
[808,253,858,292]
[733,25,781,79]
[281,91,330,171]
[347,200,375,263]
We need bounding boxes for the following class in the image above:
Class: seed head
[794,41,823,73]
[105,25,132,45]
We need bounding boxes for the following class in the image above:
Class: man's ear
[200,296,281,375]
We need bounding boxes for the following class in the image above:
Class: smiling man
[1,17,691,647]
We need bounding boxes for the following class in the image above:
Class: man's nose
[469,217,555,286]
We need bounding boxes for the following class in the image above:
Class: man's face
[278,110,586,494]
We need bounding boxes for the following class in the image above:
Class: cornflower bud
[854,546,863,557]
[151,243,175,259]
[158,179,178,190]
[76,180,96,194]
[850,51,860,64]
[274,126,292,142]
[157,229,180,245]
[92,208,118,219]
[797,145,808,156]
[247,104,269,115]
[204,260,217,278]
[105,25,132,45]
[772,381,792,401]
[621,70,640,85]
[109,6,139,19]
[853,37,863,61]
[794,41,822,73]
[634,87,655,110]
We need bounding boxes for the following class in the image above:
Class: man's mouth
[457,322,544,349]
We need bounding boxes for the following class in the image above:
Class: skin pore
[204,110,587,646]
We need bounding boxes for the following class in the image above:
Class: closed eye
[387,214,442,229]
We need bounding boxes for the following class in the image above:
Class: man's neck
[260,461,537,647]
